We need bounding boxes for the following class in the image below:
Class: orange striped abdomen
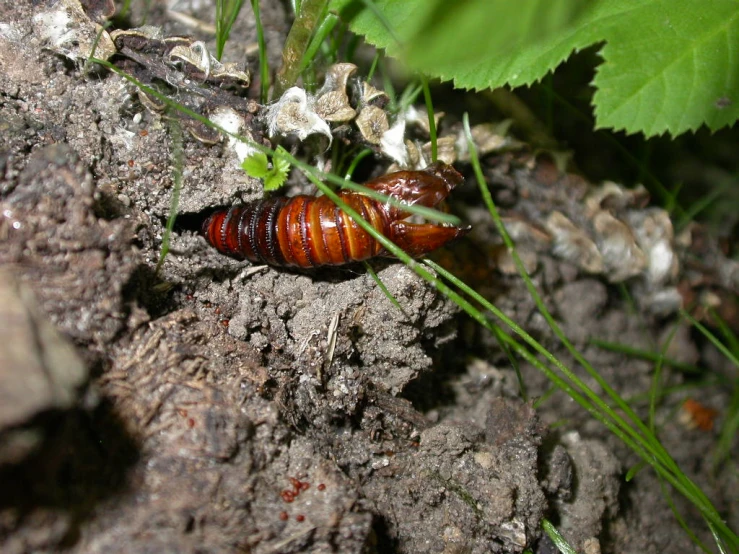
[202,193,389,268]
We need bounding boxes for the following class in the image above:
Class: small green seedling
[241,146,292,191]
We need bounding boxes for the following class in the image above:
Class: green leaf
[592,1,739,136]
[331,0,739,137]
[263,169,288,191]
[273,148,292,177]
[330,0,595,88]
[241,152,270,178]
[330,0,432,57]
[263,146,291,191]
[406,1,595,89]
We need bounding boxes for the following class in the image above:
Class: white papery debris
[210,107,257,164]
[380,118,408,167]
[32,0,116,61]
[266,87,332,144]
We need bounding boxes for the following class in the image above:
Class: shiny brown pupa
[202,162,469,268]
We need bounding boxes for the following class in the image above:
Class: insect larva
[202,162,469,268]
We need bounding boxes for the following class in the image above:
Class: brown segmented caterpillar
[202,162,469,268]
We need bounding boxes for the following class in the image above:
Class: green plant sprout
[241,147,292,191]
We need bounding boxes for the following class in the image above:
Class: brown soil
[1,2,736,553]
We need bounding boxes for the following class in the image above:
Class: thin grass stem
[424,259,734,545]
[589,339,705,375]
[421,77,437,162]
[658,476,713,554]
[649,322,680,433]
[367,51,381,81]
[463,113,679,470]
[344,148,373,180]
[462,114,734,545]
[708,308,739,357]
[682,310,739,368]
[155,116,183,274]
[250,0,269,103]
[274,0,327,97]
[299,13,338,72]
[215,0,245,61]
[363,262,409,317]
[542,519,576,554]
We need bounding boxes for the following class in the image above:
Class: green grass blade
[714,383,739,470]
[649,322,680,433]
[397,81,423,115]
[343,148,373,180]
[532,385,557,409]
[421,77,437,162]
[422,259,527,399]
[493,323,527,401]
[625,379,725,405]
[676,180,731,232]
[542,519,576,554]
[625,460,647,482]
[366,51,381,80]
[299,12,339,72]
[118,0,132,19]
[363,261,408,317]
[589,339,705,375]
[708,307,739,358]
[275,0,328,96]
[250,0,270,103]
[463,112,681,470]
[83,20,112,76]
[682,310,739,369]
[215,0,245,61]
[460,111,736,548]
[659,477,714,554]
[424,257,736,545]
[155,116,183,274]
